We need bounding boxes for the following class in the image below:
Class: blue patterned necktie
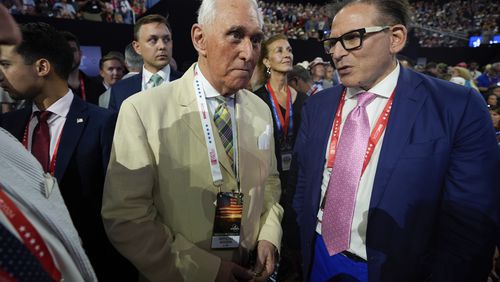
[213,97,234,170]
[0,223,53,282]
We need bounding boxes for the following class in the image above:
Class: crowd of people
[0,0,499,281]
[0,0,161,23]
[3,0,499,47]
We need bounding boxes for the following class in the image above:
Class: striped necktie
[213,97,234,170]
[150,73,163,87]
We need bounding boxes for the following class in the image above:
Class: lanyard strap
[326,88,395,175]
[22,116,64,176]
[265,82,293,138]
[194,68,238,190]
[0,186,61,282]
[79,75,86,102]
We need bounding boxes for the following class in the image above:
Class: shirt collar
[32,89,74,119]
[143,64,171,83]
[346,63,400,99]
[195,64,234,101]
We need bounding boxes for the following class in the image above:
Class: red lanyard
[266,82,291,136]
[22,116,63,176]
[326,89,395,175]
[79,75,86,101]
[0,186,61,282]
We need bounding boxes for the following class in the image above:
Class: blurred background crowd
[2,0,498,47]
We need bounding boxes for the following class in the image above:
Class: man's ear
[132,40,141,56]
[35,58,51,77]
[191,23,207,57]
[389,24,407,54]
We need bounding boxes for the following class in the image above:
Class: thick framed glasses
[322,26,390,54]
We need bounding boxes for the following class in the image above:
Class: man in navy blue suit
[108,14,182,111]
[0,22,137,281]
[292,0,500,281]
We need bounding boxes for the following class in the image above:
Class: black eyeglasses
[322,26,390,54]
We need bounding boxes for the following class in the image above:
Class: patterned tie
[150,73,164,87]
[213,97,234,169]
[322,91,376,256]
[32,111,52,173]
[0,223,53,282]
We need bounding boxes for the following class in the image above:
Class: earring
[266,66,271,75]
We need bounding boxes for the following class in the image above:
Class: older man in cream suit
[102,0,283,281]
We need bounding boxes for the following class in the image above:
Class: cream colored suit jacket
[102,65,283,282]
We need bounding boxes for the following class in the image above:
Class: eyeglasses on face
[322,26,390,54]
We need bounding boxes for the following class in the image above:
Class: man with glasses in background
[291,0,499,281]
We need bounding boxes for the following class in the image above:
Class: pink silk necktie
[322,91,376,256]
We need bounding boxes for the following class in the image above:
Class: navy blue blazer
[108,69,182,111]
[0,95,137,281]
[292,67,500,281]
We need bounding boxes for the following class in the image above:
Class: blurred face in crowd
[487,94,497,106]
[329,3,406,90]
[100,58,124,86]
[311,64,326,80]
[325,64,334,80]
[263,39,293,74]
[0,45,41,100]
[67,40,82,71]
[134,22,172,73]
[493,87,500,97]
[192,0,264,96]
[289,76,311,94]
[490,109,500,129]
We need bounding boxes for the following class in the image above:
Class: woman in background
[254,34,307,199]
[254,34,308,282]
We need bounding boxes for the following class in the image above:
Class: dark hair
[17,22,73,80]
[335,0,411,27]
[99,51,125,70]
[288,65,312,83]
[425,62,437,70]
[60,30,80,50]
[134,14,171,41]
[258,34,289,78]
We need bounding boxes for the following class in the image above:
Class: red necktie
[322,92,376,256]
[31,111,52,172]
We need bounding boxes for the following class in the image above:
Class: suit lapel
[178,66,236,178]
[54,96,88,182]
[3,107,32,142]
[310,88,343,211]
[132,72,142,94]
[370,67,427,208]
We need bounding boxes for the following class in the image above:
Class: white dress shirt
[195,65,239,175]
[316,63,400,260]
[141,64,171,91]
[28,90,73,161]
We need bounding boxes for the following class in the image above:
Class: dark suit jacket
[0,95,137,282]
[108,69,182,111]
[70,70,106,106]
[292,67,500,282]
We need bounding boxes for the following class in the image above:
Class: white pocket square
[258,125,271,150]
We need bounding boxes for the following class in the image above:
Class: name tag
[211,192,243,249]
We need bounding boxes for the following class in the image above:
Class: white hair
[197,0,263,28]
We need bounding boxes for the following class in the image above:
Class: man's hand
[215,260,253,282]
[252,240,277,281]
